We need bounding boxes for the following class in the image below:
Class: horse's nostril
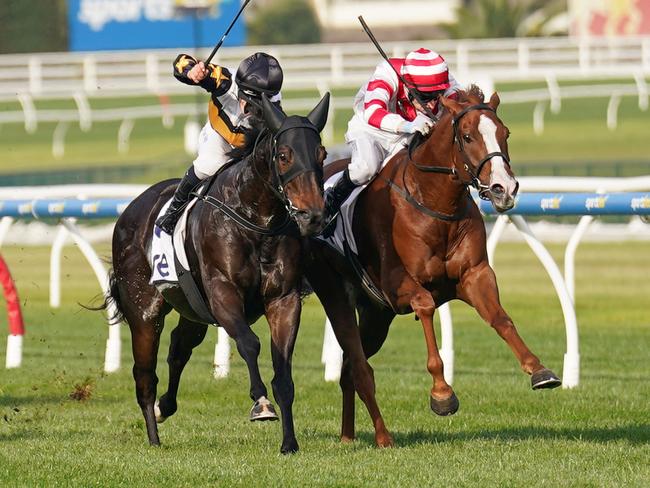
[490,184,505,195]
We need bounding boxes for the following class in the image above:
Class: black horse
[105,94,329,454]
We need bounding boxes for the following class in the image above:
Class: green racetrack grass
[0,241,648,486]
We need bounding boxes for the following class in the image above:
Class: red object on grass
[0,253,24,336]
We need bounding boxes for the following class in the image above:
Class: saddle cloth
[149,185,204,285]
[318,146,403,256]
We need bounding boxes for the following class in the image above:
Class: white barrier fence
[1,36,649,157]
[2,179,649,390]
[1,36,649,100]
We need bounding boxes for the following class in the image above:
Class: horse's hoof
[430,392,460,416]
[280,440,299,454]
[376,434,394,448]
[531,368,562,390]
[340,435,355,444]
[249,396,279,422]
[154,400,167,424]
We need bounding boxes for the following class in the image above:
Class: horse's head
[439,88,518,212]
[261,93,330,236]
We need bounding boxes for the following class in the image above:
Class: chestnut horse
[305,86,561,447]
[105,94,329,454]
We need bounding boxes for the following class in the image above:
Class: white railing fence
[2,36,649,100]
[2,36,649,157]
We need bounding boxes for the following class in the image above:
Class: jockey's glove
[398,113,434,135]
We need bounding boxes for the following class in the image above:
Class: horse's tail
[84,270,126,324]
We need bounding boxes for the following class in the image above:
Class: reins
[193,121,320,236]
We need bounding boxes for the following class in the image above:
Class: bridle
[266,118,324,219]
[409,103,511,200]
[195,119,323,235]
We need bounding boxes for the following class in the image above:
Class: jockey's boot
[321,169,358,238]
[155,167,202,234]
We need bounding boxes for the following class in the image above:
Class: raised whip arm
[358,15,437,121]
[204,0,252,65]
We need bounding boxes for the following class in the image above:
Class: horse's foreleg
[156,317,208,422]
[408,286,459,416]
[307,265,392,447]
[210,288,271,412]
[265,293,301,454]
[461,261,561,389]
[129,317,164,446]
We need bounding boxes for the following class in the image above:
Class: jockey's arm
[362,60,406,133]
[361,60,430,135]
[172,53,232,96]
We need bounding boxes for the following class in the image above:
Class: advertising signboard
[68,0,246,51]
[570,0,650,36]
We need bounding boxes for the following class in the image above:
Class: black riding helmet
[236,52,283,108]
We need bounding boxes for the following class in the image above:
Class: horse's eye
[463,134,471,143]
[278,153,288,162]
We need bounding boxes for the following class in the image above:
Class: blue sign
[68,0,246,51]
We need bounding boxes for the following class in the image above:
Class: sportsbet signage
[68,0,246,51]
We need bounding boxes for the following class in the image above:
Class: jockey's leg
[155,123,228,234]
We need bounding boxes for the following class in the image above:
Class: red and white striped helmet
[401,48,450,92]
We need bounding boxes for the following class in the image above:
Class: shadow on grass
[386,423,650,446]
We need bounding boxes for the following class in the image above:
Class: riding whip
[204,0,252,64]
[357,16,437,121]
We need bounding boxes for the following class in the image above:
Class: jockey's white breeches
[345,116,409,185]
[192,122,233,180]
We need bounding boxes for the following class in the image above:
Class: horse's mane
[227,125,270,163]
[453,84,485,105]
[408,84,486,156]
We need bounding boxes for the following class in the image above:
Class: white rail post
[487,214,509,266]
[330,46,343,85]
[73,92,92,132]
[0,216,14,248]
[509,215,580,388]
[17,94,37,134]
[438,303,454,385]
[633,71,648,111]
[517,41,530,76]
[28,56,42,95]
[322,318,343,382]
[49,225,69,308]
[146,54,160,92]
[213,326,231,379]
[545,72,561,114]
[60,218,121,372]
[52,122,70,159]
[317,82,334,145]
[533,101,546,135]
[607,92,621,130]
[83,55,98,93]
[118,118,135,154]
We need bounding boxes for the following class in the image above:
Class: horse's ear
[488,92,500,111]
[439,95,462,116]
[307,92,330,133]
[261,93,285,133]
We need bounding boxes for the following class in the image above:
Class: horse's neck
[221,149,285,226]
[403,118,467,211]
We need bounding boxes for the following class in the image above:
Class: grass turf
[0,241,648,486]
